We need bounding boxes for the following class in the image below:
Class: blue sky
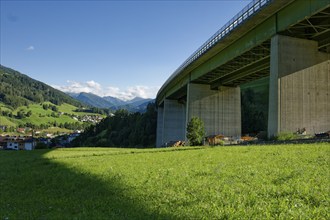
[1,0,250,100]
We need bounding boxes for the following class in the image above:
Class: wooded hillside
[0,65,82,108]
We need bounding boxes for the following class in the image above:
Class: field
[0,143,329,219]
[12,102,89,125]
[0,102,104,132]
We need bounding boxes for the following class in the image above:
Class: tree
[16,110,26,119]
[42,104,49,110]
[186,117,205,146]
[51,105,58,112]
[26,110,32,117]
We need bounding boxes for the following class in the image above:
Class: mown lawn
[0,143,329,219]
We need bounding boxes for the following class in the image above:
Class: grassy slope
[0,143,329,219]
[0,102,102,128]
[0,116,16,126]
[0,104,15,126]
[57,103,101,116]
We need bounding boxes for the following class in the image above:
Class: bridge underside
[192,6,330,89]
[156,3,330,147]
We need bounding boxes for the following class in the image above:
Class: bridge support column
[156,106,164,147]
[187,83,241,138]
[268,35,330,137]
[156,99,186,147]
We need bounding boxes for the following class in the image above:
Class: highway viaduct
[156,0,330,147]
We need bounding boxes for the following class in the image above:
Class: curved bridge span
[156,0,330,147]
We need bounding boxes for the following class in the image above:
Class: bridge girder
[156,0,330,105]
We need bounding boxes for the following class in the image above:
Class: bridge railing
[163,0,272,89]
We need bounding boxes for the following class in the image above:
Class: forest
[71,103,157,148]
[0,65,81,108]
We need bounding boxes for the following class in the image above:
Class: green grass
[12,103,80,125]
[0,103,13,112]
[0,116,16,126]
[0,143,329,219]
[276,132,300,141]
[58,103,103,116]
[13,103,52,115]
[0,102,102,130]
[43,126,72,134]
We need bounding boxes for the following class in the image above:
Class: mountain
[69,92,155,112]
[116,98,155,112]
[75,92,114,108]
[0,65,82,108]
[126,97,145,104]
[137,99,154,109]
[128,97,153,107]
[0,65,109,133]
[103,96,126,106]
[66,92,80,98]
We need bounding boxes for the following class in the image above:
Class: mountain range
[68,92,154,112]
[0,64,154,113]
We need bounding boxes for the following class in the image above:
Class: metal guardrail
[160,0,272,93]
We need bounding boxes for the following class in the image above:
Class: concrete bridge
[156,0,330,147]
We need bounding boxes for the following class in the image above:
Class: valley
[0,65,156,149]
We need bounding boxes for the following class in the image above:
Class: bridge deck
[157,0,330,104]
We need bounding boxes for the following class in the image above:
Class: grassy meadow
[0,102,104,134]
[0,143,329,219]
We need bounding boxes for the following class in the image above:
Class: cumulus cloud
[104,85,159,101]
[53,80,159,101]
[26,46,35,51]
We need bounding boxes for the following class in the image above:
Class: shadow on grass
[0,149,173,219]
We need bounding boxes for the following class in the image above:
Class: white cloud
[53,80,159,101]
[104,85,159,101]
[26,46,35,51]
[86,80,102,90]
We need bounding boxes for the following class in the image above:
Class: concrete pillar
[268,35,330,137]
[187,83,241,137]
[156,106,164,147]
[158,99,186,146]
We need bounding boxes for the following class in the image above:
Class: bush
[216,140,225,146]
[276,132,298,141]
[186,117,205,146]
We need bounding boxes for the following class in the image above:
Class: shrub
[276,132,298,141]
[186,117,205,146]
[216,140,225,146]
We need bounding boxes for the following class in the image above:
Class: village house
[1,136,36,150]
[6,141,19,150]
[6,139,35,151]
[16,128,26,133]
